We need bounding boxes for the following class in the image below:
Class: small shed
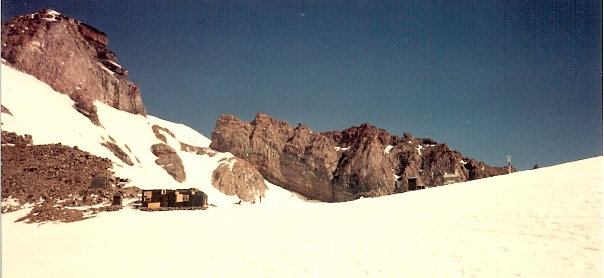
[111,192,123,206]
[397,176,426,192]
[443,173,460,185]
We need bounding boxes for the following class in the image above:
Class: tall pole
[507,155,512,174]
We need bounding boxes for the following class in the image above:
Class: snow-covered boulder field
[2,156,601,277]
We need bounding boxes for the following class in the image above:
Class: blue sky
[2,1,602,170]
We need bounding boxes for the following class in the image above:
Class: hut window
[183,195,189,201]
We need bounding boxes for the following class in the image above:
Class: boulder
[211,157,267,203]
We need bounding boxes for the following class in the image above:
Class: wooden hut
[395,176,427,192]
[141,188,207,209]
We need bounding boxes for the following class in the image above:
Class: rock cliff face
[1,9,146,123]
[210,113,511,202]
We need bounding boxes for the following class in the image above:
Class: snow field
[2,157,602,277]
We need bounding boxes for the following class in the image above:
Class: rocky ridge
[1,9,146,124]
[211,113,512,202]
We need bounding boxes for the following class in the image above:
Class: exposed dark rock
[151,124,217,157]
[150,143,186,182]
[331,132,396,201]
[210,113,512,202]
[211,157,267,203]
[1,131,33,146]
[463,159,512,180]
[101,141,134,166]
[71,92,101,126]
[1,9,146,121]
[151,124,176,143]
[1,105,13,116]
[1,143,137,223]
[180,142,216,157]
[211,113,339,201]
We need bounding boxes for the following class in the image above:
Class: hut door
[408,178,417,191]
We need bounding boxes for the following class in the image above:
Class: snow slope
[3,156,602,277]
[0,63,305,207]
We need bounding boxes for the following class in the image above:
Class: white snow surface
[2,156,602,277]
[0,63,303,207]
[416,144,423,155]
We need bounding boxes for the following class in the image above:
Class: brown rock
[211,113,512,202]
[331,133,396,201]
[180,142,216,156]
[151,124,176,143]
[1,9,146,121]
[211,157,267,202]
[1,131,33,146]
[150,143,186,182]
[463,159,511,180]
[1,143,135,223]
[211,114,340,201]
[102,141,134,166]
[276,124,340,201]
[1,105,13,116]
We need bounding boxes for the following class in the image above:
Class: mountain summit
[1,9,146,124]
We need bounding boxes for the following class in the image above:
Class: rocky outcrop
[1,9,146,122]
[1,105,13,115]
[102,141,134,166]
[1,131,33,146]
[211,157,267,202]
[329,124,397,201]
[1,143,136,223]
[180,142,217,157]
[210,113,512,202]
[152,125,176,143]
[211,114,340,201]
[150,143,186,182]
